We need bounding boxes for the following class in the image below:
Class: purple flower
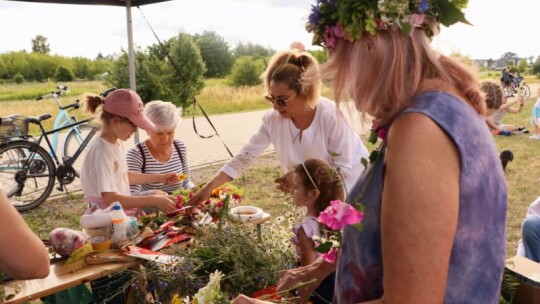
[418,0,429,13]
[318,200,363,230]
[308,5,319,25]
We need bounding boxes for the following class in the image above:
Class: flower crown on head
[306,0,470,48]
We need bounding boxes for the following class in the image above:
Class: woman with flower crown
[188,49,369,206]
[233,0,507,303]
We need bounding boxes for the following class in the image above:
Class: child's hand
[160,172,179,185]
[231,295,272,304]
[274,171,294,194]
[152,195,177,214]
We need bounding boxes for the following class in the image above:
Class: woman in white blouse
[188,50,369,205]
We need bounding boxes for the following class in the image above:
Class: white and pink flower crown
[305,0,470,49]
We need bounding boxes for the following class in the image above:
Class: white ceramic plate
[229,206,263,222]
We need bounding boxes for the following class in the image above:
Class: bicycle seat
[27,114,52,124]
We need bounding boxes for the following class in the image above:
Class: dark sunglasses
[264,93,297,107]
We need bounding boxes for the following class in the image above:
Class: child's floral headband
[306,0,470,48]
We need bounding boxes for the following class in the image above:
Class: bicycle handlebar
[99,87,117,98]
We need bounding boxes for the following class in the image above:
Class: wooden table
[1,259,138,304]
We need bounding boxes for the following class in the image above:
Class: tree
[0,58,7,79]
[110,33,205,109]
[55,65,75,82]
[228,56,265,86]
[233,42,275,59]
[517,59,528,74]
[31,35,50,54]
[167,33,206,106]
[532,56,540,76]
[194,31,234,78]
[309,49,327,64]
[13,72,25,84]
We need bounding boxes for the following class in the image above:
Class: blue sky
[0,0,538,60]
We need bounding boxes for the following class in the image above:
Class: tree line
[0,32,326,109]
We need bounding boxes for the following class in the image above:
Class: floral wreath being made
[306,0,470,48]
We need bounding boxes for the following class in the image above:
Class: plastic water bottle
[110,202,128,244]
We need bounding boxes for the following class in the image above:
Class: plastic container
[80,212,112,229]
[110,202,128,243]
[88,235,112,251]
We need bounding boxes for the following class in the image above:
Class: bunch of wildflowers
[306,0,470,48]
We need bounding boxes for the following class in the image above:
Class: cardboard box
[505,255,540,304]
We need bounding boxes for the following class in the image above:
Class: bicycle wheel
[519,84,531,98]
[63,123,98,166]
[0,140,56,211]
[502,86,514,98]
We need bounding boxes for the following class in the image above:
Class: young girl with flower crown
[287,159,344,304]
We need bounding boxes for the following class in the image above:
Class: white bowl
[229,206,263,222]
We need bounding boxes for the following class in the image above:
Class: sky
[0,0,538,60]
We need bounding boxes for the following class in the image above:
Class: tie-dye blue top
[335,91,507,303]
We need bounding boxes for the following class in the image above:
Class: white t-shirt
[517,196,540,256]
[81,137,132,212]
[221,97,370,191]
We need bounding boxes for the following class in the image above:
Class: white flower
[194,270,224,304]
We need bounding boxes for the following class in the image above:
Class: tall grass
[1,80,336,132]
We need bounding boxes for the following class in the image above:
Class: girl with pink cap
[80,89,177,217]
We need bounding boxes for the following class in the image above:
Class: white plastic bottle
[110,202,128,245]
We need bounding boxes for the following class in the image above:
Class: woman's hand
[277,259,334,303]
[231,295,272,304]
[187,184,213,206]
[160,172,179,185]
[151,195,177,213]
[274,171,294,193]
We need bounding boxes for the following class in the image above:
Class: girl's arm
[0,191,50,279]
[297,227,317,266]
[485,117,499,130]
[365,113,459,304]
[101,192,177,214]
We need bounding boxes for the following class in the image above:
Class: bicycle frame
[33,117,96,168]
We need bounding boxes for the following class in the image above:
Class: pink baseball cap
[103,89,155,131]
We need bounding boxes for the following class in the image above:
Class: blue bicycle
[0,87,116,211]
[35,85,99,159]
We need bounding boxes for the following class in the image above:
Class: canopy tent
[9,0,171,142]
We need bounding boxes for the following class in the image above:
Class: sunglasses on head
[264,93,297,107]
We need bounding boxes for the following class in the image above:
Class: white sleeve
[220,121,272,179]
[88,151,119,194]
[324,112,357,181]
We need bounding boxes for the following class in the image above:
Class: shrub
[228,56,265,87]
[13,72,25,84]
[54,65,75,82]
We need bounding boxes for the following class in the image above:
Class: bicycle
[502,76,531,98]
[35,85,99,159]
[0,87,116,211]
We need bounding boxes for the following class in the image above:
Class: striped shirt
[126,139,195,196]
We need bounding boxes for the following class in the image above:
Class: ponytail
[85,95,104,115]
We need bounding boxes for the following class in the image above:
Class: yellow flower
[177,173,188,182]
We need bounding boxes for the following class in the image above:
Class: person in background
[517,196,540,262]
[81,89,178,218]
[126,100,195,203]
[0,183,50,280]
[254,1,507,303]
[530,87,540,140]
[482,81,528,134]
[188,50,369,207]
[290,41,306,52]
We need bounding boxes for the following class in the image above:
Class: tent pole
[125,0,140,143]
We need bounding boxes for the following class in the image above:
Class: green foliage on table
[142,205,298,301]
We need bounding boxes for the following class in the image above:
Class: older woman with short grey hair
[127,100,194,198]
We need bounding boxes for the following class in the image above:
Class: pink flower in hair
[409,13,425,27]
[318,200,363,230]
[333,23,346,38]
[323,27,337,48]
